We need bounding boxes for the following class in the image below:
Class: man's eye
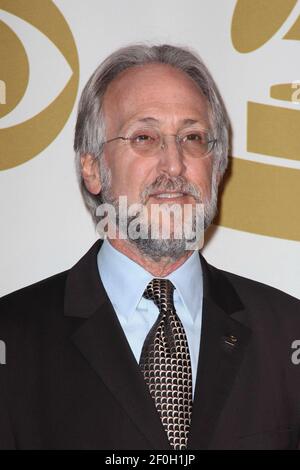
[133,134,154,143]
[184,133,203,142]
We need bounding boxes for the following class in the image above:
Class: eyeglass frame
[100,131,217,158]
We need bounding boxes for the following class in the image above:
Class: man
[0,44,300,450]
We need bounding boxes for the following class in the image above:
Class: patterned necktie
[139,278,193,450]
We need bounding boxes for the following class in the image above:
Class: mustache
[141,175,202,203]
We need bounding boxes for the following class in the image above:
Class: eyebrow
[134,117,205,126]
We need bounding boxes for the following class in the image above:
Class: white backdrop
[0,0,299,299]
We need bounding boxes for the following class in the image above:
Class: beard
[97,158,219,262]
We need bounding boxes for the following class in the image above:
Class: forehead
[102,63,210,129]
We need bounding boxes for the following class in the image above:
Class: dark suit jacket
[0,240,300,449]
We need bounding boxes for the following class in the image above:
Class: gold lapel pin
[224,335,238,347]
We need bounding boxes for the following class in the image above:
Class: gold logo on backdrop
[0,0,79,170]
[216,0,300,241]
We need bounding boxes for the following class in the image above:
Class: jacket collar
[64,239,251,449]
[64,239,243,319]
[64,240,108,318]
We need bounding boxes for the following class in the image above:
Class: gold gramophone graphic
[0,0,79,171]
[217,0,300,241]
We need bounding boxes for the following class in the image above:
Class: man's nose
[156,135,186,177]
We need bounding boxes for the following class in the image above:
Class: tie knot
[143,278,175,311]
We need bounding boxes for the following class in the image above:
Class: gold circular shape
[0,0,79,170]
[231,0,297,53]
[0,20,29,118]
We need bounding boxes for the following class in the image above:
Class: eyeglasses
[101,128,217,158]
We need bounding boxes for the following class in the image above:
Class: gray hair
[74,43,230,222]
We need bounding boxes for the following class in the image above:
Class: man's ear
[81,154,101,194]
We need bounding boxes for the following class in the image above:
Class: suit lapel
[64,240,171,450]
[64,240,251,450]
[187,256,252,449]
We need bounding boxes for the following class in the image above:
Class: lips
[148,189,191,199]
[151,192,186,199]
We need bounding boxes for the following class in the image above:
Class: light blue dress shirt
[97,239,203,399]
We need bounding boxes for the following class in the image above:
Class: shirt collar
[168,248,202,322]
[97,238,203,322]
